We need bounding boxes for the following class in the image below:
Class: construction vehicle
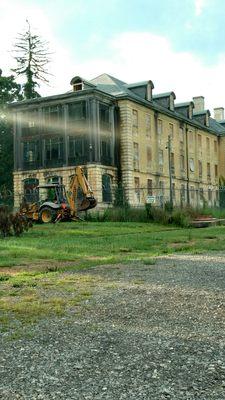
[19,166,97,223]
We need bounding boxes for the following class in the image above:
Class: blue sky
[1,0,225,110]
[31,0,225,64]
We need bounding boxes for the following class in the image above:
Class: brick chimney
[214,107,224,121]
[193,96,205,112]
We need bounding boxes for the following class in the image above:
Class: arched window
[23,178,39,203]
[102,174,112,203]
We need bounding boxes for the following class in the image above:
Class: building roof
[8,72,225,136]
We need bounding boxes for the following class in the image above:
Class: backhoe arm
[67,167,97,217]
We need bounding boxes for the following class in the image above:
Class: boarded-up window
[180,155,185,172]
[146,114,151,137]
[159,150,163,166]
[190,186,195,200]
[208,188,212,201]
[198,160,202,178]
[133,142,139,170]
[157,119,163,135]
[214,140,218,153]
[169,123,174,138]
[147,179,153,195]
[147,147,152,169]
[189,131,194,147]
[179,127,184,143]
[171,152,175,173]
[207,162,211,177]
[172,183,176,199]
[215,164,218,178]
[189,158,194,172]
[132,110,138,135]
[198,134,202,147]
[180,184,185,203]
[134,177,140,202]
[206,137,210,154]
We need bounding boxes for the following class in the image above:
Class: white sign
[146,195,156,204]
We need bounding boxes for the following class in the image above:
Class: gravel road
[1,253,225,399]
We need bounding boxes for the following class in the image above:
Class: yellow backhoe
[19,166,97,223]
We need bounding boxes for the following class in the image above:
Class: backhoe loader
[19,166,97,223]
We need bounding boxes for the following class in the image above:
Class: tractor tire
[39,206,57,223]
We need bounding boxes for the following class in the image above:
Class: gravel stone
[1,253,225,399]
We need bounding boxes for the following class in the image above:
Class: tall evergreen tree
[0,69,22,192]
[12,21,51,99]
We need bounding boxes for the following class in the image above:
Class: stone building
[9,73,225,208]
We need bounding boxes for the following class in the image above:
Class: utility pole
[167,135,173,208]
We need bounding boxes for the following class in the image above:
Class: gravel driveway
[1,253,225,399]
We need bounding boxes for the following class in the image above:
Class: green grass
[1,221,225,336]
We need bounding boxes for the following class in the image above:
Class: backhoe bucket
[78,197,97,212]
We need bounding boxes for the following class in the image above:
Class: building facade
[9,74,225,208]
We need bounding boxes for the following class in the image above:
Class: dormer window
[73,81,83,92]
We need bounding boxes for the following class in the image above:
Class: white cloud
[194,0,207,16]
[1,1,225,114]
[74,31,225,112]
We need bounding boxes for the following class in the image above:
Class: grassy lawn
[1,221,225,336]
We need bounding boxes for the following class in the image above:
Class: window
[146,114,151,137]
[101,139,112,164]
[134,177,140,202]
[190,186,195,200]
[189,130,194,146]
[68,101,86,121]
[208,188,212,202]
[198,134,202,156]
[169,123,174,138]
[133,142,139,170]
[23,178,39,203]
[22,109,38,137]
[102,174,112,203]
[73,82,83,91]
[180,184,185,203]
[158,150,163,166]
[23,140,39,169]
[172,183,176,200]
[206,137,210,154]
[180,154,185,172]
[132,110,138,135]
[43,106,63,135]
[215,164,218,178]
[45,137,64,167]
[147,179,153,195]
[159,181,164,195]
[157,119,163,135]
[189,158,194,172]
[147,146,152,169]
[46,176,62,184]
[199,188,204,201]
[198,160,202,178]
[68,136,89,165]
[171,152,175,174]
[207,162,211,178]
[99,103,110,131]
[179,127,184,143]
[214,140,218,154]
